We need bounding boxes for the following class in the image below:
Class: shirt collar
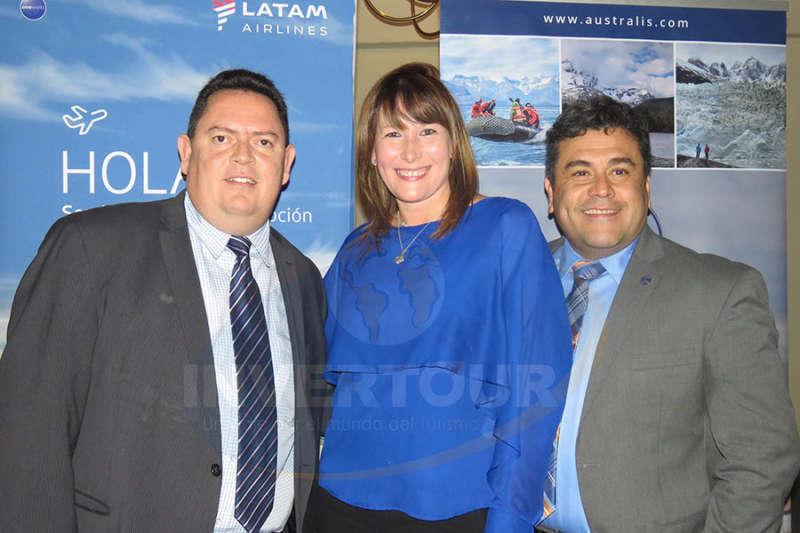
[184,194,274,267]
[553,234,640,286]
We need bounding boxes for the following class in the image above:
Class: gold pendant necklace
[394,216,432,265]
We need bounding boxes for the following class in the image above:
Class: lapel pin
[160,292,176,304]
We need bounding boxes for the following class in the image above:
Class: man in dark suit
[538,96,800,532]
[0,69,328,532]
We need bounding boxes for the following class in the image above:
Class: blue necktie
[228,236,277,533]
[567,261,607,350]
[543,260,606,519]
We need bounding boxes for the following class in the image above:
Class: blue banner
[0,1,355,351]
[442,0,785,44]
[441,0,788,359]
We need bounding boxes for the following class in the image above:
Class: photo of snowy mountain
[441,35,559,166]
[561,40,675,167]
[562,58,656,106]
[445,73,559,108]
[561,40,673,104]
[675,43,786,169]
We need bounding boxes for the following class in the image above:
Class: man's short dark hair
[545,95,651,181]
[187,69,290,144]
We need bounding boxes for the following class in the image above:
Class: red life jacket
[525,107,540,127]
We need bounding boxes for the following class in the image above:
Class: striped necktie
[228,236,278,533]
[543,260,606,520]
[567,261,607,350]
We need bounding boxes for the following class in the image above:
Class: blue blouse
[319,197,572,531]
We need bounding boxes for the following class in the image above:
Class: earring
[371,158,377,165]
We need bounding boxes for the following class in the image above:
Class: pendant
[394,254,405,264]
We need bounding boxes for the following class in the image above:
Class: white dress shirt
[185,195,295,532]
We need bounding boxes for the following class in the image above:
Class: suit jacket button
[211,463,222,477]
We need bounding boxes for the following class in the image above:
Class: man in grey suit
[0,69,329,532]
[538,95,800,532]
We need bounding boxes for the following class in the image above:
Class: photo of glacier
[440,35,560,167]
[675,43,785,169]
[561,40,675,168]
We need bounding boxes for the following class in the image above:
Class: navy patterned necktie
[543,260,606,519]
[227,236,277,533]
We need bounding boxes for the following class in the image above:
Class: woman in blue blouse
[315,63,571,533]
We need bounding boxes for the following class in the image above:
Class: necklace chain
[394,214,432,265]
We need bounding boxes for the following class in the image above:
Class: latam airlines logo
[214,0,235,31]
[213,2,329,35]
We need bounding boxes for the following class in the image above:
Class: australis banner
[0,1,356,351]
[440,0,788,358]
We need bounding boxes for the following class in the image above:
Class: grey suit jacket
[0,192,329,533]
[550,226,800,533]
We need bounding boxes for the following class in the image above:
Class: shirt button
[210,463,222,477]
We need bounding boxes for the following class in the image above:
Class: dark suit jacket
[0,192,329,532]
[550,226,800,533]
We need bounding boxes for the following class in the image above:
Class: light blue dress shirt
[185,196,295,533]
[541,237,638,533]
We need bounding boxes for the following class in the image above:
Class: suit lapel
[271,231,305,359]
[579,226,663,422]
[271,230,317,491]
[158,192,220,446]
[549,236,565,255]
[270,231,309,401]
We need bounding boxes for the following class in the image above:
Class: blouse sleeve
[484,203,572,532]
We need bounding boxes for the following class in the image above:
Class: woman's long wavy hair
[355,63,478,249]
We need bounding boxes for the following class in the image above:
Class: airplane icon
[62,105,108,135]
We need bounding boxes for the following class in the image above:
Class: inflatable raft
[467,115,541,143]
